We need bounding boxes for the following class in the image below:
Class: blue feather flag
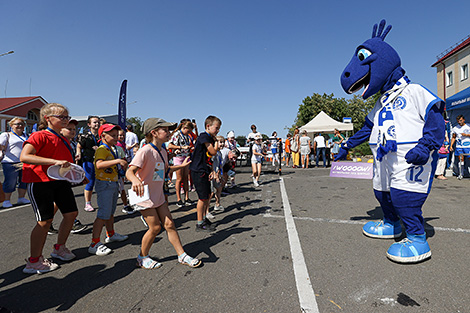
[118,80,127,130]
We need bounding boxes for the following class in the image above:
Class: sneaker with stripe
[23,256,59,274]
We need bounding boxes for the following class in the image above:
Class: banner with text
[118,80,127,130]
[329,161,373,179]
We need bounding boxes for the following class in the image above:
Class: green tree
[235,135,246,147]
[127,117,144,140]
[292,92,377,133]
[291,92,380,156]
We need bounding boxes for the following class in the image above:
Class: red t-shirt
[22,130,74,183]
[189,131,197,148]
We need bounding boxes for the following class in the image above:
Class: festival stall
[299,111,353,140]
[445,86,470,177]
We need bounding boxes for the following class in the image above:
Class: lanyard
[100,143,118,160]
[46,127,74,160]
[179,131,190,146]
[11,131,28,142]
[100,143,121,173]
[149,142,170,177]
[218,153,223,175]
[90,132,98,146]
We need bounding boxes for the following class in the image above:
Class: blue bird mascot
[337,20,445,263]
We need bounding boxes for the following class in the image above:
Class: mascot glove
[405,144,430,165]
[335,146,349,161]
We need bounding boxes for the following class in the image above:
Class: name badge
[153,161,165,181]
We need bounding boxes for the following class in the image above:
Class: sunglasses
[50,115,71,121]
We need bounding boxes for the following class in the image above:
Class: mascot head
[341,20,405,99]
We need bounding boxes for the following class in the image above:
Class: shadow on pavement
[350,206,383,221]
[0,259,135,312]
[181,223,253,264]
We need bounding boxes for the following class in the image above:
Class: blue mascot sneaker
[386,234,431,263]
[362,219,402,239]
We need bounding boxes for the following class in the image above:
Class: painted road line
[279,177,319,313]
[0,204,30,213]
[264,213,470,234]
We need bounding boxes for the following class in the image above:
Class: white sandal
[178,253,201,268]
[137,255,162,269]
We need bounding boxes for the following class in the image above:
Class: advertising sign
[329,161,373,179]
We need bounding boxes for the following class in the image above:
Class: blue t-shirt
[189,132,214,173]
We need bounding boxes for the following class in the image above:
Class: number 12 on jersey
[408,165,424,182]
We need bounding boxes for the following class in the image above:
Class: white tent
[299,111,353,135]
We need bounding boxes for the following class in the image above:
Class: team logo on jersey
[393,96,406,110]
[387,125,396,139]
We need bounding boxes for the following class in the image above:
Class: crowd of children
[14,102,461,275]
[19,104,242,274]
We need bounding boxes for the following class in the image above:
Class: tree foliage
[291,93,378,134]
[235,136,246,147]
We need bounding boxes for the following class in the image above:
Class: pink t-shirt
[130,144,167,209]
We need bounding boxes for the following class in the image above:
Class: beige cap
[141,118,177,135]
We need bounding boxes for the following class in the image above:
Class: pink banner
[329,162,373,179]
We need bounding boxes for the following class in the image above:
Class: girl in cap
[126,118,201,269]
[225,130,237,150]
[251,135,265,187]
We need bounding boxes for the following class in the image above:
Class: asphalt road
[0,164,469,312]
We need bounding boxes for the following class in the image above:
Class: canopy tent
[299,111,354,135]
[446,86,470,112]
[446,87,470,177]
[443,86,470,178]
[445,86,470,131]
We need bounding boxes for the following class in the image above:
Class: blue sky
[1,1,469,138]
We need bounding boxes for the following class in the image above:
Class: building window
[27,110,38,121]
[461,64,468,81]
[447,71,453,87]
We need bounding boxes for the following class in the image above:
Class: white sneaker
[253,180,259,187]
[213,205,224,212]
[17,198,31,205]
[2,200,12,208]
[206,212,216,220]
[105,233,128,243]
[88,242,112,256]
[51,245,76,261]
[23,256,59,274]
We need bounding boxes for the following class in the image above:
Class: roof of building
[0,96,44,111]
[432,35,470,67]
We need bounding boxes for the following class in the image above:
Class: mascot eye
[357,48,372,61]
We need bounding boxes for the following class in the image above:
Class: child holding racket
[20,103,78,274]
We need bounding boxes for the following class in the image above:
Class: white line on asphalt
[0,204,29,213]
[264,213,470,234]
[279,177,319,313]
